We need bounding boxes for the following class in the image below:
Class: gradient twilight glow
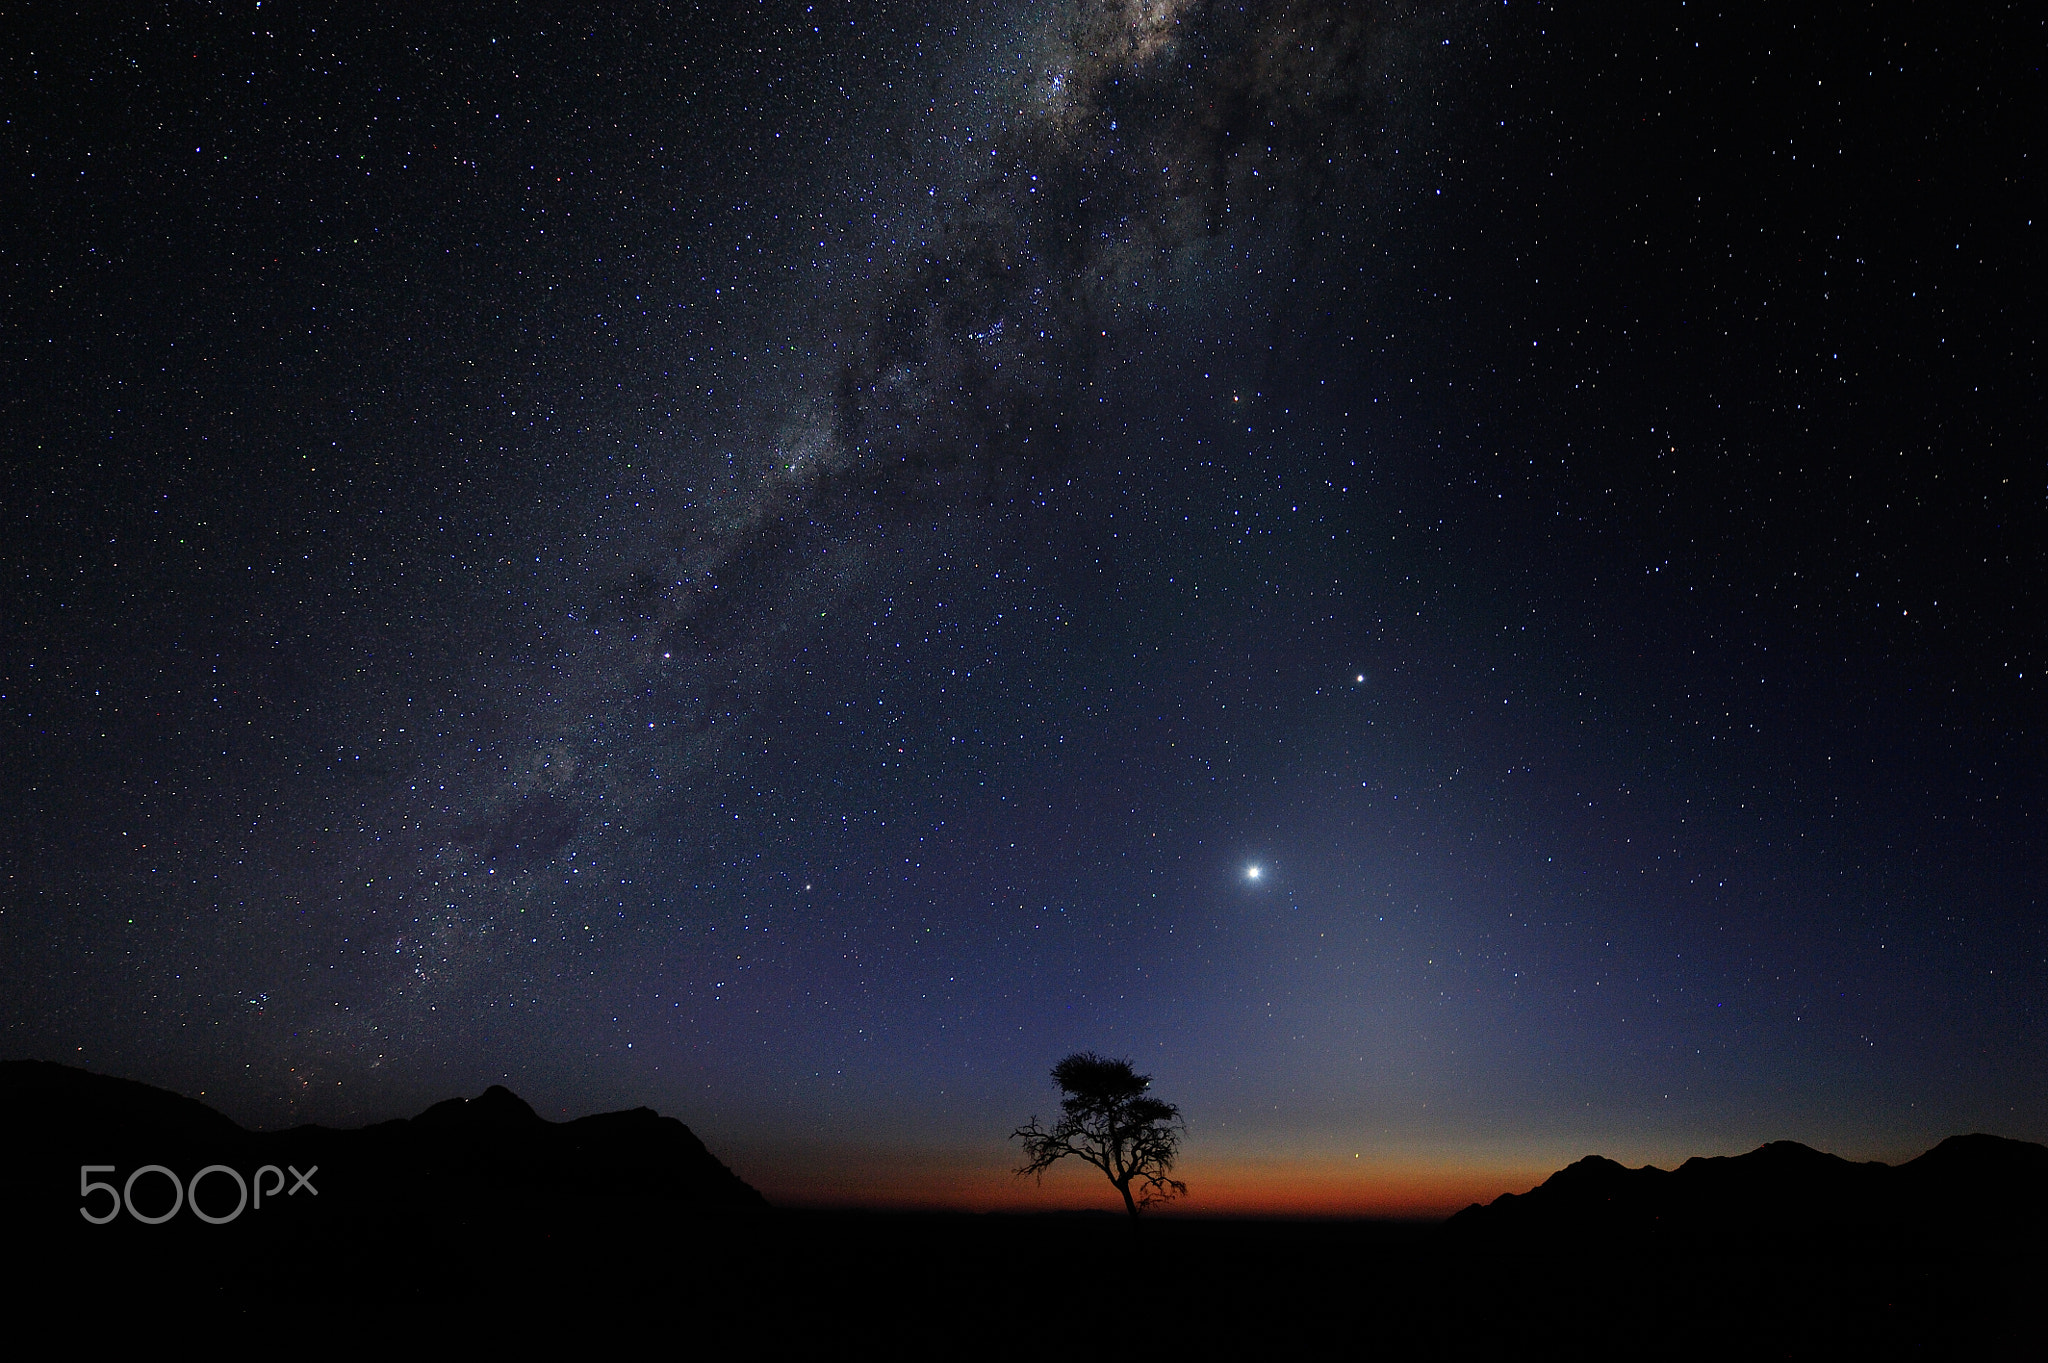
[4,1,2040,1215]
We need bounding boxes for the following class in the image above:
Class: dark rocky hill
[1448,1133,2048,1247]
[1,1058,767,1298]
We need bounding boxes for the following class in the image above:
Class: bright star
[1245,865,1261,881]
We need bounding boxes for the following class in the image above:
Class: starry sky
[4,1,2042,1215]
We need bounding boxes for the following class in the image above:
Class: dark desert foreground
[21,1206,2039,1356]
[6,1062,2038,1355]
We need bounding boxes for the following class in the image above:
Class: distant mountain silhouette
[1449,1133,2048,1246]
[2,1059,768,1246]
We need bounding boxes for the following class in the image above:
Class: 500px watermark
[79,1164,319,1225]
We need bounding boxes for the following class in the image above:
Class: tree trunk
[1118,1178,1139,1221]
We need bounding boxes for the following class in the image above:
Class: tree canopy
[1012,1051,1187,1220]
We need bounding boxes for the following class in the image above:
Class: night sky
[5,1,2041,1214]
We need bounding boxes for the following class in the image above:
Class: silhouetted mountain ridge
[1450,1133,2048,1244]
[413,1083,547,1130]
[1,1059,769,1238]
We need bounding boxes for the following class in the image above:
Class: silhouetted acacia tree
[1012,1052,1187,1220]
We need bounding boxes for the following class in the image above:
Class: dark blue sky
[4,0,2040,1211]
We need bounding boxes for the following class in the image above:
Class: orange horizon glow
[741,1148,1554,1220]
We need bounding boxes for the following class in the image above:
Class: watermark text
[79,1163,319,1225]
